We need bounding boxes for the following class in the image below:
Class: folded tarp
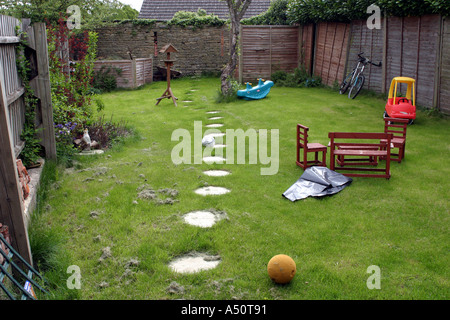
[282,166,352,201]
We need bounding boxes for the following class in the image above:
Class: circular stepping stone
[169,252,221,274]
[206,111,220,114]
[182,100,193,103]
[75,150,104,156]
[208,116,223,120]
[183,210,227,228]
[204,132,225,139]
[203,170,230,177]
[202,156,225,164]
[205,123,224,128]
[195,186,230,196]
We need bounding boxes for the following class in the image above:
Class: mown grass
[30,77,449,300]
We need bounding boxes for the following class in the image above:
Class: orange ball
[267,254,296,284]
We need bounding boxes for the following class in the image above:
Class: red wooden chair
[381,117,409,163]
[296,124,327,169]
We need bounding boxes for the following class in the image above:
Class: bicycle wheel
[348,74,365,99]
[339,71,353,94]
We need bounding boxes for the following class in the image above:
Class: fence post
[381,16,387,93]
[0,61,33,266]
[33,23,56,160]
[239,25,243,84]
[434,15,444,110]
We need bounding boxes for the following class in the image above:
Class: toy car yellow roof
[388,77,416,105]
[391,77,415,84]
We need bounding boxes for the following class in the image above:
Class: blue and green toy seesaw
[237,78,274,100]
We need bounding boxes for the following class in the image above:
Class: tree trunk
[221,19,240,96]
[221,0,252,96]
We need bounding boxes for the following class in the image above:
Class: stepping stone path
[202,156,226,164]
[168,96,233,274]
[203,170,230,177]
[205,123,224,128]
[169,252,221,274]
[183,210,228,228]
[194,186,230,196]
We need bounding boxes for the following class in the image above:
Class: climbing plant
[15,27,42,167]
[46,17,98,163]
[167,9,226,28]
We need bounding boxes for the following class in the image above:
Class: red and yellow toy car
[384,77,416,124]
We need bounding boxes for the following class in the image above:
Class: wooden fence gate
[0,15,56,265]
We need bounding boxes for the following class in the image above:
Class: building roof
[138,0,271,21]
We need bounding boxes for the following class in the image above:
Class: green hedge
[287,0,450,25]
[242,0,290,25]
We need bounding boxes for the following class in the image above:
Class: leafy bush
[87,115,133,149]
[271,66,322,88]
[271,70,288,83]
[92,65,122,93]
[16,27,43,167]
[216,79,241,103]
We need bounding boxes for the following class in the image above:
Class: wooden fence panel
[313,22,350,87]
[0,15,32,264]
[347,20,384,92]
[93,58,153,89]
[439,17,450,114]
[0,15,25,155]
[240,26,299,82]
[301,24,314,75]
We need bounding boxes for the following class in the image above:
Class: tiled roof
[139,0,271,21]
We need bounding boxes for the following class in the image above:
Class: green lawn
[32,77,449,300]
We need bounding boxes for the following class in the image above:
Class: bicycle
[339,52,382,99]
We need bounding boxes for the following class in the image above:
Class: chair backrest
[297,124,309,149]
[384,117,408,139]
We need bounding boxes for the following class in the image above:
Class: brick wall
[95,22,230,77]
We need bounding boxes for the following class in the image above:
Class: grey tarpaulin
[282,166,352,201]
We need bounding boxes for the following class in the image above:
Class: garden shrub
[15,27,43,167]
[92,65,122,93]
[47,18,98,165]
[271,66,322,88]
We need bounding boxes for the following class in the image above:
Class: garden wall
[95,22,230,77]
[93,58,153,89]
